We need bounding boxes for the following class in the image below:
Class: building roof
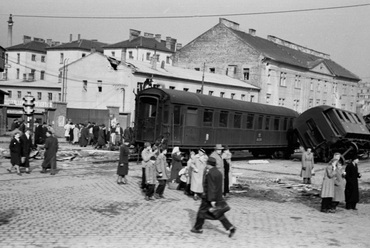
[228,28,360,81]
[46,39,107,52]
[103,36,173,53]
[6,41,50,54]
[126,59,259,90]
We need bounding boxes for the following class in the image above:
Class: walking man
[20,128,33,174]
[191,157,236,238]
[40,130,59,175]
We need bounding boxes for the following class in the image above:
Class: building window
[266,94,271,104]
[209,68,215,73]
[83,80,87,92]
[58,71,62,83]
[166,56,170,64]
[98,80,102,92]
[309,99,313,108]
[310,79,314,91]
[37,92,42,100]
[111,51,115,57]
[40,71,45,80]
[278,98,285,106]
[8,91,12,98]
[279,72,287,87]
[316,99,320,105]
[226,65,237,77]
[317,80,321,92]
[82,53,86,57]
[23,73,27,81]
[129,51,133,59]
[41,56,45,62]
[17,91,22,99]
[208,91,213,96]
[16,69,20,79]
[294,75,301,88]
[27,91,31,95]
[241,94,245,100]
[31,54,36,61]
[231,93,235,99]
[17,53,20,64]
[146,52,151,61]
[194,68,200,71]
[48,93,52,101]
[60,53,64,64]
[243,68,250,80]
[169,86,175,90]
[183,88,189,92]
[196,89,201,94]
[220,92,225,98]
[58,93,61,101]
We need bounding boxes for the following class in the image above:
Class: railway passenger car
[293,105,370,161]
[135,87,298,157]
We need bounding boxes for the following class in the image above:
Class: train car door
[171,105,182,146]
[137,96,159,142]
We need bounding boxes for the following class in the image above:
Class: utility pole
[201,62,205,94]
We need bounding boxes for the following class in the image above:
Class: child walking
[145,156,157,201]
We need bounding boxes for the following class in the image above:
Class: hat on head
[207,157,217,166]
[214,144,224,150]
[224,145,229,150]
[199,148,206,154]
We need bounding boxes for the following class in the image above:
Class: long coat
[170,153,183,182]
[345,162,360,204]
[42,136,58,169]
[97,128,106,146]
[190,154,208,193]
[197,166,224,220]
[20,133,33,168]
[320,160,336,198]
[145,162,157,185]
[117,144,129,176]
[300,151,314,178]
[79,127,89,147]
[155,153,170,180]
[210,151,224,192]
[34,125,44,145]
[9,137,22,166]
[333,166,345,202]
[73,127,80,144]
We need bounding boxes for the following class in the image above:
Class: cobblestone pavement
[1,147,370,248]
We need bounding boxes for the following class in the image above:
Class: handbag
[311,168,315,176]
[209,200,231,219]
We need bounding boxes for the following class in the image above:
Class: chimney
[155,34,161,43]
[120,49,126,64]
[170,38,177,51]
[165,37,171,50]
[46,39,52,46]
[129,29,141,41]
[176,43,182,51]
[249,29,256,36]
[70,34,73,42]
[78,34,81,41]
[23,35,32,44]
[219,18,240,30]
[144,32,154,38]
[7,14,14,47]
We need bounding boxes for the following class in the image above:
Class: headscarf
[172,146,180,154]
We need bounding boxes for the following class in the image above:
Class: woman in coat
[154,148,169,198]
[332,160,345,211]
[191,148,208,200]
[170,147,183,183]
[8,132,22,175]
[345,156,361,210]
[72,124,80,145]
[116,142,130,184]
[300,147,315,184]
[320,153,340,213]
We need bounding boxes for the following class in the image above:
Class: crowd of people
[300,147,362,213]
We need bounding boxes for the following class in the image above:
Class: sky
[0,0,370,80]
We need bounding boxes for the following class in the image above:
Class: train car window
[335,110,345,122]
[283,118,288,130]
[273,117,280,130]
[186,108,198,126]
[163,105,169,123]
[219,111,228,127]
[234,113,242,128]
[174,106,181,125]
[148,104,157,118]
[265,116,270,130]
[246,114,254,129]
[289,118,294,129]
[203,109,213,127]
[353,113,362,124]
[341,111,352,123]
[257,115,264,130]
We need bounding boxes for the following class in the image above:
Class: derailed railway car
[293,105,370,161]
[135,87,298,157]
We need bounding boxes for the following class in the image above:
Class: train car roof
[138,87,298,117]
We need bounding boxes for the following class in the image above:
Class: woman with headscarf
[170,146,184,183]
[190,148,208,200]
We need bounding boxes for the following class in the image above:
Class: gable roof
[6,41,50,54]
[228,27,360,81]
[103,36,173,53]
[46,39,107,52]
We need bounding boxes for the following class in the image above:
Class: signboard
[7,109,24,114]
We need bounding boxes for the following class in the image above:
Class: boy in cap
[145,156,157,201]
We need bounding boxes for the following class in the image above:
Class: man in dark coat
[40,130,59,175]
[191,157,236,238]
[92,122,100,145]
[79,124,89,147]
[345,156,361,210]
[8,131,22,175]
[20,128,33,174]
[34,121,44,146]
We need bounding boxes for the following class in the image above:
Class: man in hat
[345,155,361,210]
[20,128,33,174]
[191,157,236,238]
[40,130,59,175]
[210,144,225,192]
